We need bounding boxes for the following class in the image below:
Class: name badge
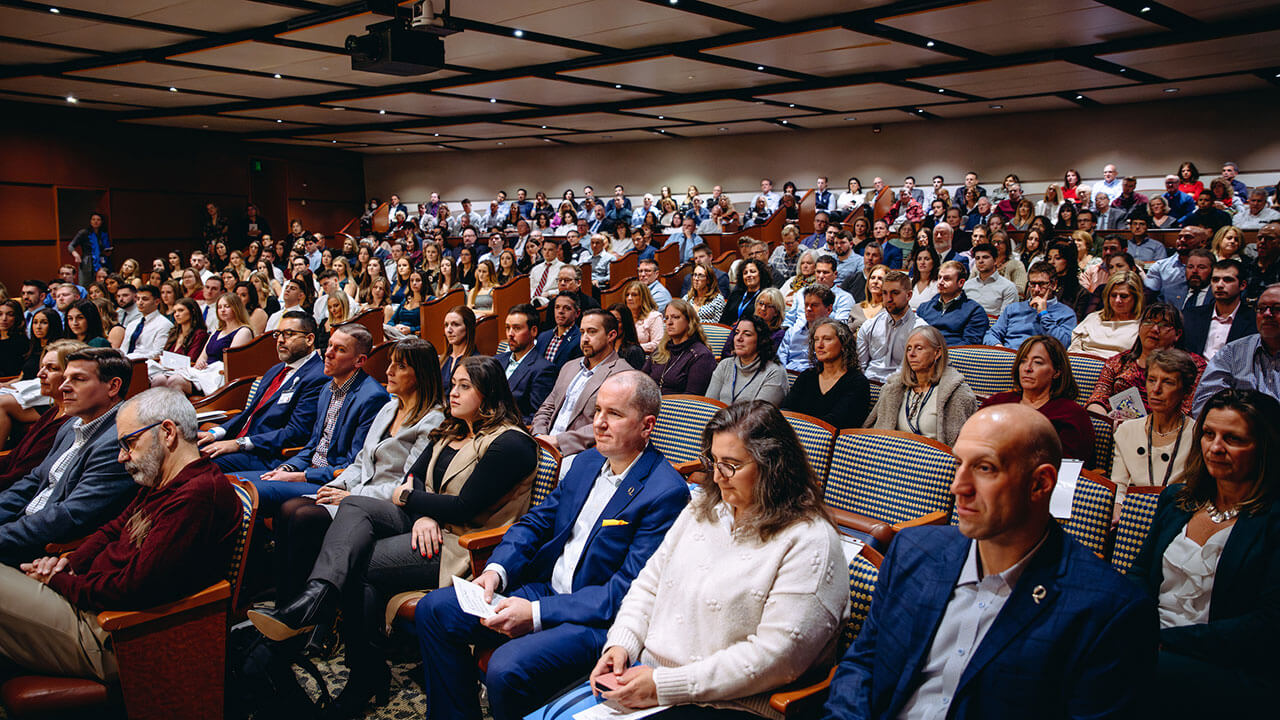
[276,391,294,404]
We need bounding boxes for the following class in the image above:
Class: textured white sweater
[604,503,849,718]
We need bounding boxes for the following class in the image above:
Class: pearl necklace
[1204,501,1240,524]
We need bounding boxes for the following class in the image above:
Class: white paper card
[840,535,867,566]
[160,351,191,371]
[573,703,669,720]
[453,576,506,619]
[1050,459,1084,519]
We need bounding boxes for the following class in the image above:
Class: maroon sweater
[981,391,1096,463]
[48,457,241,612]
[0,406,70,492]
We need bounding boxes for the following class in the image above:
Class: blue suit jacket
[0,406,135,563]
[822,524,1155,720]
[487,446,689,629]
[281,370,389,483]
[533,325,583,372]
[497,349,558,424]
[218,353,328,457]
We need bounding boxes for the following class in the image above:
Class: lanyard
[730,362,761,403]
[1146,416,1186,487]
[905,384,935,435]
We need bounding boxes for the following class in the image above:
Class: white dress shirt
[123,309,174,360]
[1202,301,1241,360]
[265,302,304,332]
[856,308,928,383]
[550,359,596,435]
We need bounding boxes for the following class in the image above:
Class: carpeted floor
[296,650,430,719]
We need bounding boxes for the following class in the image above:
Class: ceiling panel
[443,76,657,105]
[704,0,895,22]
[756,83,944,111]
[1098,30,1280,78]
[562,55,786,94]
[125,114,311,132]
[917,61,1136,97]
[0,91,136,111]
[54,0,304,33]
[475,0,747,50]
[625,99,814,122]
[449,137,559,150]
[0,75,230,106]
[0,6,197,53]
[399,122,566,138]
[785,110,923,127]
[1157,0,1280,22]
[443,32,595,71]
[880,0,1162,55]
[924,95,1078,118]
[706,28,958,77]
[70,61,343,98]
[224,105,419,125]
[252,137,364,148]
[510,112,687,132]
[275,12,381,47]
[324,92,524,115]
[169,40,424,86]
[554,129,673,144]
[1083,74,1272,104]
[300,129,463,145]
[353,143,454,154]
[0,41,92,65]
[670,120,790,136]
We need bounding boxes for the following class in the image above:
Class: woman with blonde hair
[860,264,889,319]
[227,250,251,282]
[1069,270,1144,357]
[467,260,499,317]
[781,250,817,312]
[683,262,725,324]
[624,280,663,353]
[118,258,143,288]
[864,326,979,445]
[642,298,717,395]
[364,276,392,313]
[1211,225,1247,263]
[1036,184,1064,219]
[321,290,355,344]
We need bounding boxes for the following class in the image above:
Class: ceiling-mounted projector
[346,2,456,76]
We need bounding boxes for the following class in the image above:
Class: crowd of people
[0,160,1275,718]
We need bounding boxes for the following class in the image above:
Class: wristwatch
[398,488,412,505]
[236,437,250,450]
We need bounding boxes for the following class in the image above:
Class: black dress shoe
[324,660,391,719]
[247,580,336,642]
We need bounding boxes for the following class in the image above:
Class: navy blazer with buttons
[821,523,1156,719]
[533,325,583,372]
[497,348,558,424]
[280,370,389,484]
[217,352,328,457]
[1181,301,1257,357]
[0,406,135,564]
[486,446,689,629]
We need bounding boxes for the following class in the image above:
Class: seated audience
[991,231,1027,295]
[1182,260,1255,361]
[320,289,355,344]
[0,388,242,683]
[984,262,1076,350]
[981,335,1094,462]
[856,270,927,383]
[1111,348,1198,520]
[780,250,817,312]
[385,270,427,337]
[1146,225,1211,309]
[683,262,726,324]
[416,371,688,720]
[963,243,1019,316]
[783,317,871,429]
[587,401,846,717]
[606,302,646,369]
[916,260,988,346]
[856,264,887,321]
[531,309,631,455]
[546,265,598,329]
[535,294,584,371]
[642,298,716,396]
[623,280,662,354]
[250,357,537,717]
[1047,240,1091,321]
[1128,389,1280,716]
[197,312,328,472]
[1068,270,1143,358]
[778,285,832,372]
[0,348,135,565]
[720,258,770,326]
[497,304,557,423]
[0,301,27,377]
[821,404,1154,719]
[0,340,83,492]
[864,326,979,445]
[706,314,788,406]
[2,309,64,447]
[440,305,478,395]
[160,297,209,361]
[266,276,313,332]
[1087,302,1206,418]
[1191,283,1280,417]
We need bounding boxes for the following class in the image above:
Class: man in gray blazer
[531,309,631,457]
[0,348,135,566]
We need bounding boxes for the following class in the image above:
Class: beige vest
[419,422,536,587]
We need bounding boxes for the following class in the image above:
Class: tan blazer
[530,351,630,455]
[418,422,536,587]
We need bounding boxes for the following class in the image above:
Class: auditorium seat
[1059,469,1117,557]
[948,345,1016,399]
[1067,352,1106,406]
[1088,409,1115,474]
[701,322,732,360]
[650,394,728,474]
[1110,485,1163,574]
[363,340,394,384]
[223,332,279,384]
[781,411,838,480]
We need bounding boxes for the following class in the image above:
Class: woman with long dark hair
[705,314,788,406]
[439,305,477,394]
[607,302,646,369]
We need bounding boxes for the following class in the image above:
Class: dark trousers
[311,495,439,669]
[415,583,606,720]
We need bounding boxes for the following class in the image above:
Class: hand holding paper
[453,576,505,619]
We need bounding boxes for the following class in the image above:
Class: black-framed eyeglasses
[119,421,163,453]
[272,329,310,340]
[698,454,755,479]
[1257,304,1280,317]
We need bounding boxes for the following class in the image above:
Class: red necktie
[533,265,550,297]
[236,368,289,438]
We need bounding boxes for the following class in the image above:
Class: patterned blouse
[1087,351,1208,415]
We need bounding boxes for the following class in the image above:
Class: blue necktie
[128,317,146,353]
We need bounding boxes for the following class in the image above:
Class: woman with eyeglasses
[586,401,846,718]
[1086,303,1207,418]
[864,326,978,446]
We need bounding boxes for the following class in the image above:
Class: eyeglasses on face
[272,329,310,340]
[1257,304,1280,317]
[119,421,163,453]
[698,454,755,479]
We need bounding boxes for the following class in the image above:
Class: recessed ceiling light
[489,98,496,103]
[273,73,281,79]
[544,138,553,142]
[781,119,788,124]
[201,124,209,128]
[1164,87,1179,93]
[379,109,386,115]
[168,87,178,92]
[844,116,855,121]
[275,119,282,123]
[1140,6,1151,12]
[670,0,678,5]
[49,7,59,13]
[926,41,935,47]
[541,125,547,129]
[937,88,945,93]
[513,29,523,37]
[756,65,764,71]
[657,115,664,119]
[788,104,795,108]
[658,129,665,133]
[333,106,343,110]
[433,133,439,136]
[719,127,727,131]
[1075,94,1084,100]
[331,140,337,143]
[615,84,622,88]
[916,109,924,113]
[989,104,1003,109]
[497,141,505,145]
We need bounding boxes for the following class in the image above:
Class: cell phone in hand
[593,672,623,692]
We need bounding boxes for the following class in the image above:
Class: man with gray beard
[0,388,241,682]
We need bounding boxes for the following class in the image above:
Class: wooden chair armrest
[45,536,88,555]
[0,449,10,458]
[893,510,950,530]
[281,446,304,457]
[828,507,897,548]
[97,580,231,633]
[672,460,703,477]
[458,525,510,551]
[769,667,836,715]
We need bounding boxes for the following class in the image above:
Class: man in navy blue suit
[533,294,584,372]
[240,323,389,513]
[415,371,689,720]
[1182,259,1256,360]
[497,304,557,423]
[821,404,1156,719]
[197,312,329,473]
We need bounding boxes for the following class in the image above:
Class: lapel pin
[627,486,635,496]
[1031,585,1046,605]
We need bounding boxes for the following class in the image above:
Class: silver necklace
[1204,501,1240,524]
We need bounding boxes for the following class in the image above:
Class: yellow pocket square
[601,519,629,527]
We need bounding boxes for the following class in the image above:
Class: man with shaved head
[821,405,1155,719]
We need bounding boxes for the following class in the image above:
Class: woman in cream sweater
[1068,270,1143,358]
[589,401,848,718]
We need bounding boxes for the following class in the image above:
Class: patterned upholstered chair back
[227,478,259,613]
[652,395,728,467]
[826,430,958,525]
[1060,469,1117,556]
[1068,352,1106,406]
[1088,410,1116,474]
[1111,486,1163,574]
[532,438,563,507]
[702,323,732,360]
[948,345,1017,399]
[782,411,838,480]
[786,370,799,390]
[842,542,883,653]
[866,380,882,418]
[497,341,510,355]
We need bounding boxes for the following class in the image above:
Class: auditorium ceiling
[2,0,1278,152]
